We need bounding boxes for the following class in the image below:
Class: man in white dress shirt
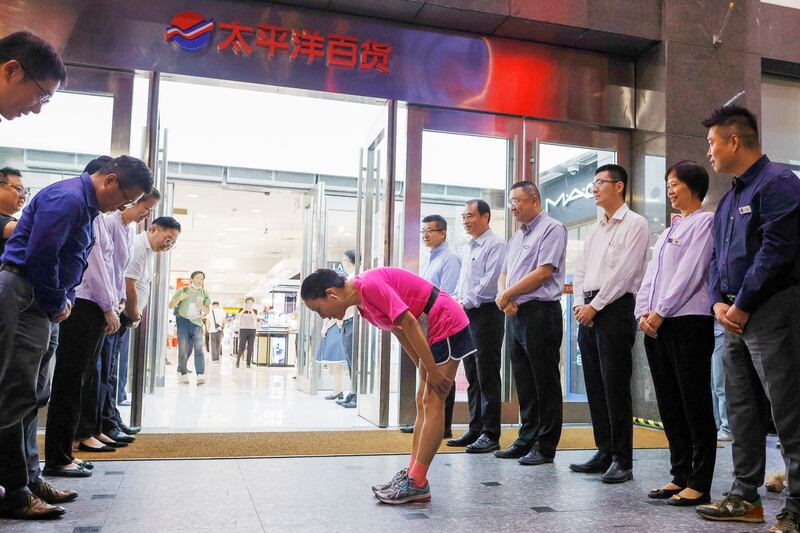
[570,164,649,484]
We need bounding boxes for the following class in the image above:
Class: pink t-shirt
[353,267,469,344]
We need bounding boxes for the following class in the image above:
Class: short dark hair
[595,164,628,198]
[466,199,491,222]
[152,216,181,231]
[212,301,220,305]
[344,249,356,264]
[701,105,759,149]
[190,270,205,280]
[301,268,346,300]
[245,297,255,303]
[138,187,161,203]
[0,31,67,84]
[98,155,153,194]
[0,167,22,181]
[510,181,540,198]
[422,214,447,231]
[84,155,112,175]
[665,160,710,201]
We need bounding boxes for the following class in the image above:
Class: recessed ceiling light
[187,193,199,198]
[251,209,262,213]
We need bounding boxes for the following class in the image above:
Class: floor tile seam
[237,458,268,533]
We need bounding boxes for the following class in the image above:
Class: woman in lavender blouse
[636,161,717,507]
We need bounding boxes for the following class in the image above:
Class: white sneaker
[196,376,206,386]
[717,430,732,441]
[179,374,190,384]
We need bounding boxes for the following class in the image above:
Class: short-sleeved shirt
[125,232,155,313]
[353,267,469,344]
[175,285,211,327]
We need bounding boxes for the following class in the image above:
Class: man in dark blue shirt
[696,106,800,533]
[0,155,152,521]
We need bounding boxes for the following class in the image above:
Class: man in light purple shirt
[494,181,567,466]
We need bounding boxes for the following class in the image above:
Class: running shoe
[697,493,764,523]
[371,468,407,495]
[375,476,430,505]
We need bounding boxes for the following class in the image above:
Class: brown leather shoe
[0,493,66,520]
[29,480,78,504]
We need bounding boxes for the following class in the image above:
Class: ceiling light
[251,209,263,213]
[187,193,199,198]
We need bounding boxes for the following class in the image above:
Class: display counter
[255,328,297,367]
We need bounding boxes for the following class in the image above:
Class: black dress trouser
[45,298,107,468]
[508,299,563,456]
[577,293,635,469]
[462,303,505,440]
[644,315,716,493]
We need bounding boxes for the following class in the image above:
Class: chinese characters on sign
[216,21,392,73]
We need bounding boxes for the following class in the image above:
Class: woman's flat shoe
[666,493,710,506]
[42,465,92,478]
[648,486,684,499]
[77,443,116,453]
[325,392,343,400]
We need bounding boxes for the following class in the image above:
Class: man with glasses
[96,186,162,446]
[570,164,649,484]
[0,155,151,519]
[404,215,461,438]
[0,31,66,122]
[494,182,568,466]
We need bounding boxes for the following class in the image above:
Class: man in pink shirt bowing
[301,267,475,504]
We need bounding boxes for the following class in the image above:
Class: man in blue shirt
[696,106,800,533]
[447,199,506,453]
[0,155,152,520]
[408,214,461,438]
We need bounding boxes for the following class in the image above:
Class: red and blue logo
[165,12,214,51]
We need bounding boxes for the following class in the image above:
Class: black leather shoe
[569,451,612,473]
[666,493,710,506]
[447,430,480,447]
[648,486,684,499]
[601,462,633,484]
[494,443,531,459]
[336,393,355,405]
[342,397,357,408]
[0,493,65,520]
[119,424,141,435]
[29,480,78,504]
[106,430,135,443]
[77,443,116,453]
[325,392,343,400]
[42,465,92,478]
[519,448,554,465]
[399,425,414,434]
[466,435,500,454]
[98,439,127,449]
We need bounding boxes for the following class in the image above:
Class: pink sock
[408,461,429,487]
[408,456,415,471]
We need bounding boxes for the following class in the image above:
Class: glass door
[296,182,327,394]
[401,106,523,426]
[354,103,393,427]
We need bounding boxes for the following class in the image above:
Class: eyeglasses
[420,228,444,235]
[0,182,29,197]
[17,61,53,105]
[119,186,137,208]
[507,195,534,208]
[592,178,621,188]
[155,226,175,248]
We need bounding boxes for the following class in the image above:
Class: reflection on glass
[762,76,800,174]
[537,142,616,400]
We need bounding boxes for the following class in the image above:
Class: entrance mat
[39,426,668,461]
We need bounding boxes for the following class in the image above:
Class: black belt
[0,262,26,277]
[583,290,599,300]
[423,286,440,315]
[722,293,737,304]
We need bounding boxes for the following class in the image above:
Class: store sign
[176,277,191,289]
[540,166,597,226]
[543,183,593,211]
[165,10,392,73]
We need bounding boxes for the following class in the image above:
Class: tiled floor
[1,442,788,532]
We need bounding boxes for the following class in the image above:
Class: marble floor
[1,442,789,532]
[136,352,398,432]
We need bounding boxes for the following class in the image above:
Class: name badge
[739,205,752,214]
[667,237,681,246]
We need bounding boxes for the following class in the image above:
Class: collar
[429,242,449,258]
[79,172,99,213]
[733,154,769,189]
[471,228,493,247]
[520,211,545,234]
[600,203,630,226]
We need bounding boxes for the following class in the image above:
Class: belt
[583,290,599,300]
[0,262,26,277]
[423,286,440,315]
[722,293,737,304]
